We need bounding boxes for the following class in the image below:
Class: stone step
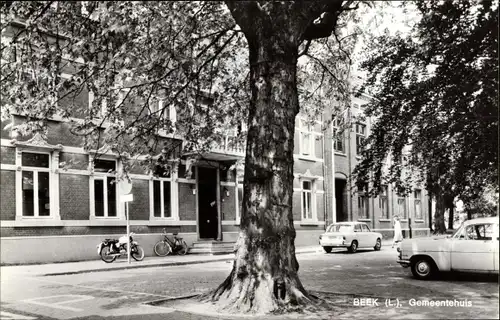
[189,241,236,255]
[191,242,235,249]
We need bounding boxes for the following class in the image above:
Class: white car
[319,222,383,253]
[397,217,499,280]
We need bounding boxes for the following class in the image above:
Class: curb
[41,249,320,277]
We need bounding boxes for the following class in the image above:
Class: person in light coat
[392,215,404,248]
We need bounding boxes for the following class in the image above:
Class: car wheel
[323,246,332,253]
[347,240,358,253]
[411,257,435,280]
[374,238,382,251]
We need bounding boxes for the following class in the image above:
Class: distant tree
[353,0,498,234]
[1,0,365,314]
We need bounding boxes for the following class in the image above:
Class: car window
[354,224,362,232]
[452,224,465,239]
[465,223,494,240]
[361,225,370,232]
[327,225,352,233]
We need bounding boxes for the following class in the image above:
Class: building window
[333,119,345,153]
[150,99,177,123]
[357,184,369,219]
[355,122,366,155]
[397,195,406,219]
[379,185,389,218]
[21,152,51,217]
[92,159,117,218]
[414,189,422,219]
[299,119,313,156]
[301,180,316,220]
[151,164,172,218]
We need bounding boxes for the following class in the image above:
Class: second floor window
[356,122,366,155]
[333,119,345,153]
[299,119,314,156]
[414,189,422,219]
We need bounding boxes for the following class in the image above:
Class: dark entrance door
[197,167,218,239]
[335,179,347,222]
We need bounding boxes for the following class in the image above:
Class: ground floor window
[153,180,171,218]
[397,196,406,219]
[357,184,369,219]
[20,152,51,217]
[22,170,51,217]
[301,179,316,221]
[94,176,117,217]
[92,159,117,218]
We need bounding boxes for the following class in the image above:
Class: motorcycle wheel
[154,241,172,257]
[100,245,117,263]
[131,245,145,261]
[177,240,189,255]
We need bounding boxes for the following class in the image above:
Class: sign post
[119,179,133,264]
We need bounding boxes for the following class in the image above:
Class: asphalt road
[1,246,498,320]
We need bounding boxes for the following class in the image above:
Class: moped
[97,232,145,263]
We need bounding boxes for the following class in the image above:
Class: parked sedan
[397,217,499,280]
[319,222,383,253]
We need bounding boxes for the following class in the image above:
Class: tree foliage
[353,0,498,231]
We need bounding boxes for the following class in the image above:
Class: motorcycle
[97,232,145,263]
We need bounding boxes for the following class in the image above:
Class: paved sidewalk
[0,245,324,277]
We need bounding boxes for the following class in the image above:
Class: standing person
[392,215,403,248]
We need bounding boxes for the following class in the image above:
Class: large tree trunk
[447,199,454,230]
[201,3,327,315]
[433,193,447,234]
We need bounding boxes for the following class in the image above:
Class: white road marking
[22,295,94,312]
[0,310,37,319]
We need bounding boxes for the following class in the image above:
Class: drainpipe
[347,109,353,221]
[322,113,330,231]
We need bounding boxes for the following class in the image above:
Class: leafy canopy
[1,1,359,173]
[353,0,498,203]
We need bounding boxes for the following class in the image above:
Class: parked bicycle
[154,228,189,256]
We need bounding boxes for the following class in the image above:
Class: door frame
[195,165,222,241]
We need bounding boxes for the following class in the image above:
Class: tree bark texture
[446,196,454,230]
[201,2,333,314]
[433,193,447,234]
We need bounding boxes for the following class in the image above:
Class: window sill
[299,220,320,226]
[357,218,371,222]
[333,152,347,156]
[296,155,318,162]
[379,219,391,222]
[414,219,425,223]
[400,219,408,222]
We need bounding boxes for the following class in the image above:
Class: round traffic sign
[120,178,133,195]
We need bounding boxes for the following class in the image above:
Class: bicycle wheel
[154,241,172,256]
[131,245,145,261]
[177,240,189,255]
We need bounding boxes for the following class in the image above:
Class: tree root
[198,269,331,315]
